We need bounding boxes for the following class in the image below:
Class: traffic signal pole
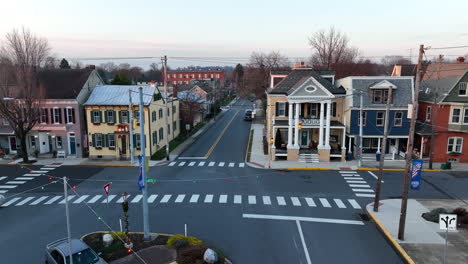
[139,87,150,240]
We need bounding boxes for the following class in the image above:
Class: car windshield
[65,248,99,264]
[245,111,252,115]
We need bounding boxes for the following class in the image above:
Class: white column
[342,115,347,150]
[377,138,381,154]
[348,136,353,153]
[287,103,293,148]
[294,103,300,147]
[420,137,424,159]
[319,101,325,148]
[325,100,331,148]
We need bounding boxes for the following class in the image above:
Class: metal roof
[85,85,156,106]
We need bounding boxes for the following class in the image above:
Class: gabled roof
[419,77,459,102]
[178,90,205,103]
[423,62,468,80]
[85,85,156,106]
[269,69,345,95]
[37,69,95,99]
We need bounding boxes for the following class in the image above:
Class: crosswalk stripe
[0,185,17,189]
[44,165,61,167]
[234,195,242,204]
[45,196,62,205]
[168,162,176,166]
[30,171,46,174]
[6,181,26,184]
[0,176,8,181]
[349,184,371,188]
[239,163,245,168]
[277,196,286,206]
[347,180,367,184]
[59,195,76,204]
[103,194,117,203]
[229,162,235,167]
[160,194,172,203]
[348,199,361,209]
[352,189,374,193]
[175,194,186,203]
[188,162,195,167]
[88,195,102,203]
[16,197,35,206]
[189,194,199,203]
[198,162,205,166]
[344,177,363,180]
[1,197,22,207]
[356,193,375,197]
[291,197,301,206]
[16,177,34,180]
[219,194,228,203]
[148,195,158,203]
[340,171,357,173]
[262,196,271,205]
[208,162,215,167]
[131,195,143,203]
[319,198,331,208]
[248,195,256,204]
[30,196,49,205]
[305,197,316,207]
[334,199,346,208]
[0,190,7,193]
[39,168,54,170]
[116,194,129,203]
[218,162,225,167]
[22,174,40,176]
[178,162,186,167]
[204,194,213,203]
[73,195,89,204]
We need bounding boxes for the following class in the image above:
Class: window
[210,74,214,78]
[107,134,115,148]
[159,128,164,140]
[120,111,129,123]
[216,74,220,78]
[179,74,182,78]
[30,136,36,148]
[40,109,47,123]
[152,131,157,145]
[134,110,140,121]
[458,82,467,96]
[426,106,431,121]
[277,102,286,116]
[464,109,468,124]
[358,111,367,126]
[94,134,103,148]
[447,137,463,153]
[173,121,177,132]
[372,89,392,104]
[331,102,337,117]
[53,108,61,124]
[204,74,208,78]
[394,111,403,127]
[172,105,176,114]
[376,111,385,126]
[92,110,101,123]
[167,108,170,116]
[310,103,319,118]
[168,124,170,135]
[159,109,163,118]
[66,108,75,123]
[2,118,9,125]
[198,74,202,78]
[152,111,156,122]
[451,108,461,123]
[106,110,115,123]
[135,134,141,148]
[56,136,62,149]
[363,138,380,149]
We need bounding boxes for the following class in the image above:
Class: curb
[367,211,415,264]
[287,167,332,170]
[76,164,135,167]
[358,168,441,172]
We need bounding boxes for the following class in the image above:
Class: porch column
[319,101,325,148]
[294,102,300,147]
[377,137,381,154]
[287,103,293,148]
[348,136,353,154]
[420,136,424,159]
[325,100,331,148]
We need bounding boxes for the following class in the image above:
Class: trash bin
[376,153,381,161]
[446,162,452,169]
[440,162,452,170]
[346,152,353,161]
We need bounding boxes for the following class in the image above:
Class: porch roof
[273,120,345,127]
[415,121,436,136]
[0,127,14,135]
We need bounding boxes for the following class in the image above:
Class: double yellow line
[205,110,240,158]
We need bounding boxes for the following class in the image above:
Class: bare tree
[309,27,359,69]
[44,56,58,69]
[380,55,412,66]
[0,28,50,162]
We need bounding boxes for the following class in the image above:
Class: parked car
[244,109,253,121]
[45,238,106,264]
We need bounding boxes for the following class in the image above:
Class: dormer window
[459,82,467,96]
[372,89,392,104]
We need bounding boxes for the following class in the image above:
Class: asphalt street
[2,98,468,263]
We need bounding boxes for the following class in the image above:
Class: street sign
[439,214,457,231]
[103,183,110,196]
[410,159,423,190]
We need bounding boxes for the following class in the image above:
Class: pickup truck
[45,238,106,264]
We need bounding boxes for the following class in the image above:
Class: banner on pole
[410,159,423,190]
[138,156,144,190]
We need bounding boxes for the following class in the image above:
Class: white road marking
[198,162,205,166]
[208,162,215,167]
[319,198,331,208]
[229,162,235,167]
[168,162,176,166]
[30,171,46,174]
[344,177,364,180]
[369,171,384,183]
[346,180,367,184]
[262,196,271,205]
[15,177,34,180]
[349,184,371,188]
[116,195,129,203]
[218,162,225,167]
[248,195,256,204]
[352,189,375,193]
[0,190,7,193]
[204,194,213,203]
[234,195,242,204]
[239,163,245,167]
[188,162,195,167]
[15,197,35,206]
[44,165,61,167]
[1,197,21,207]
[0,185,17,189]
[44,196,62,205]
[348,199,362,209]
[39,168,55,170]
[277,196,286,206]
[59,195,75,204]
[219,194,228,203]
[22,174,40,176]
[160,194,172,203]
[189,194,199,203]
[104,194,117,203]
[6,181,26,184]
[296,220,312,264]
[339,171,357,174]
[30,196,49,205]
[178,157,207,160]
[175,194,186,203]
[305,197,316,207]
[131,194,143,203]
[0,176,8,181]
[148,195,158,203]
[334,198,346,208]
[355,193,375,197]
[242,213,364,225]
[88,195,103,203]
[178,162,186,167]
[291,197,301,206]
[73,195,89,204]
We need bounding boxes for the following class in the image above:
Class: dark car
[45,238,107,264]
[244,109,253,121]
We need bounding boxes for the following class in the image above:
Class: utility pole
[63,176,73,264]
[129,90,134,164]
[398,44,424,240]
[139,87,150,240]
[162,56,170,160]
[373,87,393,212]
[358,90,363,167]
[212,78,217,121]
[429,55,443,169]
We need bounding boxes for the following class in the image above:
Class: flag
[138,156,144,190]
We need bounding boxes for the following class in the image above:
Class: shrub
[167,234,204,248]
[108,232,126,241]
[173,239,189,249]
[461,215,468,225]
[422,208,449,223]
[452,207,467,217]
[177,245,208,264]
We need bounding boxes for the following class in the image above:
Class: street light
[268,137,274,169]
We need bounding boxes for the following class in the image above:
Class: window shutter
[285,103,289,116]
[63,108,67,123]
[275,103,279,116]
[112,111,116,123]
[71,108,75,123]
[92,134,96,147]
[45,109,49,123]
[118,111,122,123]
[133,134,136,148]
[50,108,54,123]
[104,110,108,123]
[58,108,62,124]
[99,111,103,123]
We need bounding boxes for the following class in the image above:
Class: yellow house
[84,85,180,160]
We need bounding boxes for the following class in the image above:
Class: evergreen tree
[59,58,71,69]
[111,73,132,85]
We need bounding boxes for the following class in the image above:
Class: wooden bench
[57,150,66,158]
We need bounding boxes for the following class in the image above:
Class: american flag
[412,162,422,179]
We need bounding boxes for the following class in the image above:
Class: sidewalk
[367,199,468,264]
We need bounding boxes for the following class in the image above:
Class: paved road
[2,98,467,263]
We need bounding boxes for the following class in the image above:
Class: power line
[427,45,468,50]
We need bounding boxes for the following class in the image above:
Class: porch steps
[299,154,319,163]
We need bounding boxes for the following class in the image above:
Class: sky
[1,0,467,69]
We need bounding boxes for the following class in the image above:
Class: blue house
[335,77,414,159]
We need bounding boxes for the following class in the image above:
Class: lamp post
[269,137,274,168]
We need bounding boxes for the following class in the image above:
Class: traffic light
[133,118,138,127]
[298,121,303,130]
[269,137,274,144]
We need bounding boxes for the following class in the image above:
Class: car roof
[245,109,252,112]
[52,239,89,256]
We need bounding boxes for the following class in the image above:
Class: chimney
[456,56,465,63]
[86,65,96,69]
[173,84,178,98]
[150,80,156,87]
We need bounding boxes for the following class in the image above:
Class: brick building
[165,68,225,86]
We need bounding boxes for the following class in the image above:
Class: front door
[301,130,309,147]
[121,135,127,155]
[38,133,50,153]
[8,136,17,153]
[69,133,76,155]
